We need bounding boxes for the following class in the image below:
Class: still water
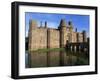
[25,50,89,68]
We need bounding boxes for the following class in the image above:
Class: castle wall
[30,28,47,51]
[82,31,87,42]
[28,30,32,50]
[47,29,60,48]
[71,32,77,43]
[77,33,83,43]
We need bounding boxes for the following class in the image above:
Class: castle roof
[59,19,67,27]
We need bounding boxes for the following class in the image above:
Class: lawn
[29,48,65,52]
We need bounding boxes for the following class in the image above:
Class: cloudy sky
[25,12,89,37]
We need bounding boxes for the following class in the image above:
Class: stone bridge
[66,42,89,53]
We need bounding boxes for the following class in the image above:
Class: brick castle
[28,19,87,51]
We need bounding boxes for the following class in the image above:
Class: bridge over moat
[66,42,89,53]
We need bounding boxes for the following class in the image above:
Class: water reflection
[25,50,89,68]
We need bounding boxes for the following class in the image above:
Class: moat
[25,49,89,68]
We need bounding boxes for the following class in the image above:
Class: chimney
[45,21,47,28]
[75,28,77,32]
[40,21,43,27]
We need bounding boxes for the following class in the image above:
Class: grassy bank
[28,48,65,53]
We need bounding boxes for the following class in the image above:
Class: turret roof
[60,19,67,27]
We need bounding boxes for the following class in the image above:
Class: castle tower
[68,21,73,32]
[82,30,87,42]
[28,20,37,51]
[29,20,37,30]
[59,19,67,47]
[67,21,73,43]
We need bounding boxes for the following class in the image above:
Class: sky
[25,12,89,37]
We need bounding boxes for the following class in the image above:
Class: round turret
[68,21,72,26]
[68,21,73,32]
[59,19,67,27]
[29,19,37,29]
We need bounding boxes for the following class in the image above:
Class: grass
[29,48,65,53]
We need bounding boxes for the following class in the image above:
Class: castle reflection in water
[25,49,89,68]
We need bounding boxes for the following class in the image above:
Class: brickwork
[47,29,60,48]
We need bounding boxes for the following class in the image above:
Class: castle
[28,19,87,51]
